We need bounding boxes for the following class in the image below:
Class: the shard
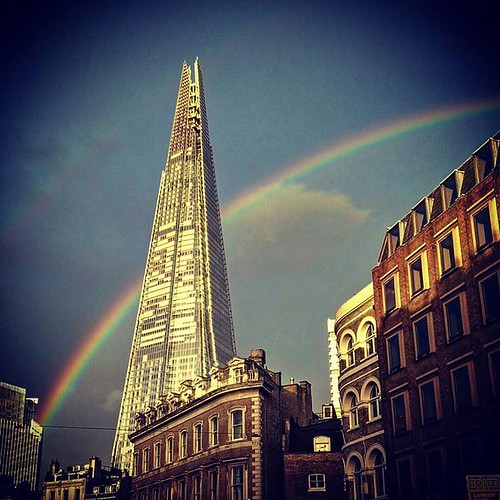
[112,59,236,470]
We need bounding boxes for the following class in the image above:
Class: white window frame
[382,272,400,314]
[365,322,376,356]
[230,465,245,500]
[166,436,174,463]
[209,415,219,447]
[230,408,244,441]
[142,447,150,473]
[391,392,411,434]
[313,435,331,452]
[469,196,499,252]
[412,312,434,359]
[179,430,188,458]
[443,292,469,342]
[419,378,441,424]
[367,381,381,421]
[153,441,162,469]
[193,422,203,453]
[387,330,404,373]
[488,349,500,399]
[478,269,500,324]
[408,251,428,297]
[308,473,326,492]
[450,361,477,412]
[436,226,461,276]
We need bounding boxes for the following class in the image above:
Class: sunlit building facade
[0,381,43,490]
[112,59,236,471]
[372,133,500,499]
[333,284,387,500]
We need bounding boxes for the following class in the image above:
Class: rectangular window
[63,491,68,500]
[426,450,445,498]
[166,484,173,500]
[413,315,432,358]
[479,271,500,323]
[231,466,244,500]
[452,364,475,411]
[154,442,161,468]
[209,470,218,500]
[74,490,80,500]
[193,475,201,500]
[444,294,467,341]
[166,437,173,463]
[409,255,424,295]
[209,416,219,446]
[180,431,187,458]
[194,423,202,452]
[143,448,150,473]
[387,332,402,372]
[392,393,408,433]
[308,474,326,492]
[133,453,139,476]
[231,410,243,440]
[50,492,55,500]
[383,276,397,313]
[178,480,186,500]
[473,205,494,250]
[419,379,439,423]
[397,458,414,499]
[439,232,456,274]
[489,350,500,398]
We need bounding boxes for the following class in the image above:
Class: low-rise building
[333,284,387,499]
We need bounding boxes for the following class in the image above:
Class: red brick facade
[372,134,500,499]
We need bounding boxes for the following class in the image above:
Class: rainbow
[38,275,142,425]
[38,98,500,424]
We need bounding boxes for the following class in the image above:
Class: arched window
[373,450,386,498]
[347,393,358,429]
[368,382,381,420]
[313,435,331,452]
[365,323,376,356]
[366,448,387,498]
[179,430,188,458]
[351,456,363,500]
[166,436,174,463]
[346,337,355,367]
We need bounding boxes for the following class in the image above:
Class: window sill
[410,288,426,300]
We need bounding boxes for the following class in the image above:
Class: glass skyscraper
[112,59,236,471]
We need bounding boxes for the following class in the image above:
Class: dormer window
[313,435,331,452]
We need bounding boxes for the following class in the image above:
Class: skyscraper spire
[112,59,236,470]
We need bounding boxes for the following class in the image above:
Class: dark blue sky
[1,0,498,471]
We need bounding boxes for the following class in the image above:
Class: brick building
[333,284,387,499]
[284,416,346,499]
[129,349,322,500]
[372,132,500,499]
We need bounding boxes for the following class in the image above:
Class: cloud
[225,183,371,276]
[102,389,123,414]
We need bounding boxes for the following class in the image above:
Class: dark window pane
[474,206,493,249]
[440,233,455,273]
[393,395,407,433]
[414,317,430,358]
[421,382,437,422]
[482,274,500,322]
[445,297,464,339]
[384,278,396,312]
[453,366,472,411]
[388,335,401,372]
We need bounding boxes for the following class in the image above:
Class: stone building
[333,284,387,499]
[372,132,500,499]
[43,457,130,500]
